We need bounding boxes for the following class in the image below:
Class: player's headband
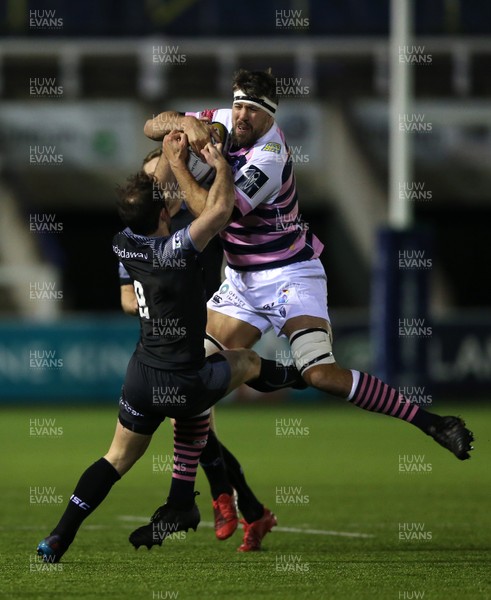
[233,89,277,118]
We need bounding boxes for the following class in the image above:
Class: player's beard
[231,123,258,149]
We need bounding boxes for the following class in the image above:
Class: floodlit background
[1,4,490,600]
[0,1,490,401]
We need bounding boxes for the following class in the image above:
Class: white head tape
[233,89,277,118]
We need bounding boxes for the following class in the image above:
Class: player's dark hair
[232,68,279,105]
[116,171,167,236]
[142,146,162,167]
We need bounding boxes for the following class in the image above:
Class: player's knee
[105,451,139,476]
[237,348,260,379]
[222,348,260,384]
[289,327,335,377]
[303,362,335,388]
[245,348,261,373]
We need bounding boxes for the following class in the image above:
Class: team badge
[172,230,182,250]
[261,142,281,154]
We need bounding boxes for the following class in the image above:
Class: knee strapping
[289,327,335,375]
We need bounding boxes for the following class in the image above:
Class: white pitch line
[118,516,374,539]
[273,526,373,538]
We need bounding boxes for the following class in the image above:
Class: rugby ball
[186,122,230,185]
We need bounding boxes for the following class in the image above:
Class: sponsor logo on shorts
[119,397,145,417]
[225,291,246,308]
[263,301,287,317]
[214,287,245,309]
[277,288,290,304]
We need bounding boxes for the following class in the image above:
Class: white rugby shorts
[207,258,330,337]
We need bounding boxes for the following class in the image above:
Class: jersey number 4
[133,280,149,319]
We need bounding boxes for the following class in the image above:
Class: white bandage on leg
[289,327,335,375]
[204,333,227,357]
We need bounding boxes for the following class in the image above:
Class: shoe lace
[150,505,167,522]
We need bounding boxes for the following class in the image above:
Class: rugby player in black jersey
[119,144,279,550]
[36,132,304,563]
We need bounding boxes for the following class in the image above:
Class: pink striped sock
[348,371,420,423]
[168,412,210,508]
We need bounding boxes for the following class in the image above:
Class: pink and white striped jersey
[186,108,324,271]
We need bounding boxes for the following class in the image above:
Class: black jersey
[119,205,223,300]
[113,225,206,371]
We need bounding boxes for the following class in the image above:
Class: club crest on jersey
[261,142,281,154]
[172,230,182,250]
[236,165,269,199]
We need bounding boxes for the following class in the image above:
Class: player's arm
[144,111,213,155]
[232,151,284,218]
[163,131,208,217]
[120,284,138,316]
[188,142,235,253]
[118,262,138,316]
[152,146,184,217]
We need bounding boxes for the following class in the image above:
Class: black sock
[52,458,121,543]
[199,429,233,500]
[247,358,306,393]
[410,408,442,434]
[219,442,264,523]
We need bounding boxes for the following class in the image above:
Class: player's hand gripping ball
[186,122,230,185]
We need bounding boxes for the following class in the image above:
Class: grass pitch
[1,402,490,600]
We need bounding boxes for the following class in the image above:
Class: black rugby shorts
[118,353,231,434]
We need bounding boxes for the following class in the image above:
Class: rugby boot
[36,534,69,563]
[213,492,239,540]
[129,500,200,549]
[427,416,474,460]
[237,507,277,552]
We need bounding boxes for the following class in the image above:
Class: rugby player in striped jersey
[144,68,474,551]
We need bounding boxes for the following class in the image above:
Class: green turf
[1,403,490,600]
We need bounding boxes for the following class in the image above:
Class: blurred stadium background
[1,0,491,404]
